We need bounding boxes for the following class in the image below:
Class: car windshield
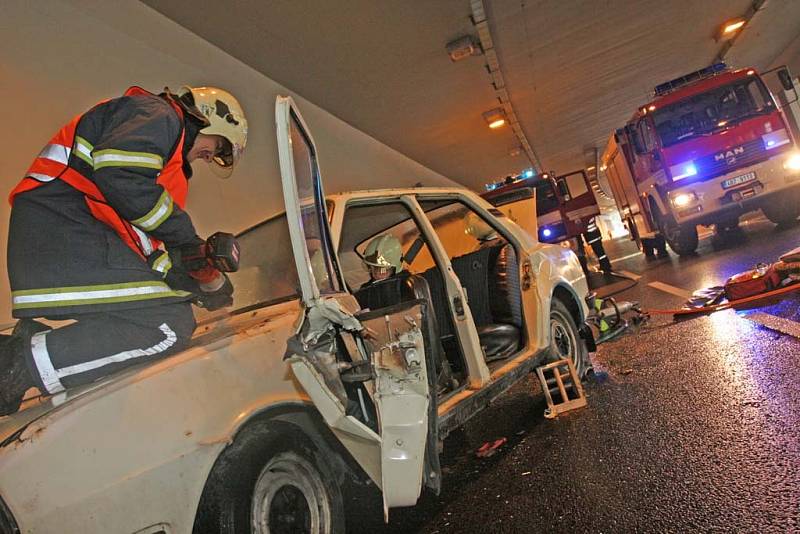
[195,213,301,322]
[652,76,773,147]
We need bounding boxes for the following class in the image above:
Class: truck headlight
[670,192,697,208]
[784,152,800,171]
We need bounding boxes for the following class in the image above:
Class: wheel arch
[551,283,585,326]
[192,402,367,530]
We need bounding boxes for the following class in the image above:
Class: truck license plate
[722,171,756,189]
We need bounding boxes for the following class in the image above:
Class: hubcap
[252,453,331,534]
[550,310,581,375]
[551,320,574,359]
[268,485,311,534]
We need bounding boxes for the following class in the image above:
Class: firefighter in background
[575,217,613,274]
[0,85,248,415]
[360,234,404,286]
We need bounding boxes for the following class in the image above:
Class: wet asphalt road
[352,217,800,533]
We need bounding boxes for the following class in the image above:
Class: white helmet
[363,234,403,271]
[179,86,248,174]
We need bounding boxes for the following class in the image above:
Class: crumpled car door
[275,95,434,515]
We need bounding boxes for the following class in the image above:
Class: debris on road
[476,437,507,458]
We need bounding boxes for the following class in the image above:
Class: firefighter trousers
[576,221,612,273]
[21,301,196,394]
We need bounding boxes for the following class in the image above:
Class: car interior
[338,198,526,400]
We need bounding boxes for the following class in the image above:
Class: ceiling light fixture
[446,35,481,62]
[716,17,746,41]
[483,108,507,129]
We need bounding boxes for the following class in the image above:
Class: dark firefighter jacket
[7,87,203,318]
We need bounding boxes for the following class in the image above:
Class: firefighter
[0,85,248,416]
[361,234,404,285]
[576,217,613,274]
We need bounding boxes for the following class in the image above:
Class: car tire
[251,450,341,534]
[193,420,345,534]
[548,299,590,379]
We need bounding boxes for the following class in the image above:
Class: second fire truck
[602,63,800,255]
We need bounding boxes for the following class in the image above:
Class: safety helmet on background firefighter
[178,86,248,176]
[363,234,403,280]
[465,213,497,242]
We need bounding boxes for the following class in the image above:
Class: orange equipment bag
[723,263,781,301]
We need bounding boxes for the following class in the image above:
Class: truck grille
[694,138,766,179]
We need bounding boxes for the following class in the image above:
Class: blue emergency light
[654,63,728,97]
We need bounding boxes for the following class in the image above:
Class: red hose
[645,282,800,316]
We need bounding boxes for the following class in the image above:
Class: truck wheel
[549,299,589,379]
[762,198,800,226]
[658,216,698,256]
[193,420,345,534]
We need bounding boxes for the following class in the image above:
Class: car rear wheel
[549,299,589,379]
[193,420,345,534]
[252,451,337,534]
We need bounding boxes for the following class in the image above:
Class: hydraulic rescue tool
[584,292,649,344]
[179,231,241,273]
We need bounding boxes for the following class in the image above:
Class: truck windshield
[534,180,560,215]
[652,76,773,147]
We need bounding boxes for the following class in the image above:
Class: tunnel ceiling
[141,0,800,191]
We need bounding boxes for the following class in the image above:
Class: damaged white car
[0,96,591,533]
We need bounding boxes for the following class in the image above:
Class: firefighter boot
[599,256,613,273]
[0,335,34,417]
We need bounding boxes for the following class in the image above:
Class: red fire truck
[602,63,800,256]
[482,170,600,244]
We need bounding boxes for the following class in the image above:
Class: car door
[554,170,601,237]
[275,95,434,515]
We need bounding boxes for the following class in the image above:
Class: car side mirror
[778,68,794,92]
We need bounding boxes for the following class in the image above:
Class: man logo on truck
[715,146,744,164]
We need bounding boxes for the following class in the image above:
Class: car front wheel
[549,299,590,379]
[251,451,337,534]
[193,420,345,534]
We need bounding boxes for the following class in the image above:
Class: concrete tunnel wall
[0,0,460,325]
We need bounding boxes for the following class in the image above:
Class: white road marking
[610,251,643,264]
[647,281,692,299]
[744,312,800,339]
[617,270,642,280]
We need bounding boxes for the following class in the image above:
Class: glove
[193,272,234,311]
[174,238,227,288]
